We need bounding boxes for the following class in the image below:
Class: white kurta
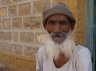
[36,45,92,71]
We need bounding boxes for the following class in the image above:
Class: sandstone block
[13,32,18,42]
[23,17,41,30]
[0,7,7,17]
[2,18,11,29]
[33,0,50,14]
[20,32,34,43]
[12,17,22,29]
[0,0,11,5]
[0,19,2,29]
[2,32,12,40]
[1,42,13,53]
[14,44,23,55]
[24,46,34,57]
[0,32,3,40]
[18,3,31,16]
[8,5,17,16]
[32,47,39,55]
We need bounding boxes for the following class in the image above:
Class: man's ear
[43,23,48,30]
[43,23,46,28]
[71,23,75,30]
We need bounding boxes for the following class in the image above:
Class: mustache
[50,32,67,38]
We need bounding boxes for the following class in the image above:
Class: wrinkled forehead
[47,14,69,21]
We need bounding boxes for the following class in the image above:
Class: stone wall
[0,0,86,71]
[0,0,47,57]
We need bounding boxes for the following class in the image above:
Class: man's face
[44,14,71,44]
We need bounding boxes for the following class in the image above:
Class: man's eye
[47,20,56,25]
[59,21,69,25]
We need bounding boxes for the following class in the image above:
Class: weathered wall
[0,0,86,71]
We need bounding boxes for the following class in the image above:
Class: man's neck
[53,53,69,68]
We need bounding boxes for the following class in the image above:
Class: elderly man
[36,3,92,71]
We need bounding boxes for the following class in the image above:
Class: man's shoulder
[37,45,46,54]
[76,45,91,56]
[77,45,89,51]
[74,45,92,63]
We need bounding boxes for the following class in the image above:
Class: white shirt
[36,45,92,71]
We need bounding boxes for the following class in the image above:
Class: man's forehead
[48,14,69,20]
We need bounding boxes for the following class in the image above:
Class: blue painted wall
[93,0,96,70]
[87,0,95,71]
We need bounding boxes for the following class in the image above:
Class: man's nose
[54,23,61,32]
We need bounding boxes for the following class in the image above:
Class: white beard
[46,35,76,60]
